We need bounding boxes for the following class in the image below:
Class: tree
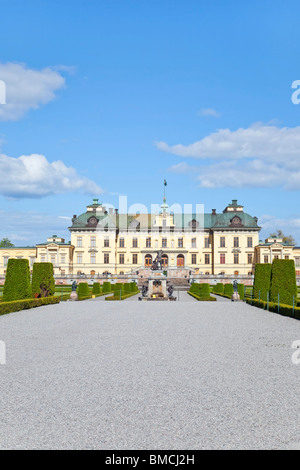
[0,238,14,247]
[31,263,55,297]
[269,230,296,245]
[270,259,297,306]
[3,259,31,301]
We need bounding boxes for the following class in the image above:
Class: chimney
[212,209,216,215]
[115,209,119,214]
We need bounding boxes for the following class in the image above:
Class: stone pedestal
[231,292,240,301]
[70,291,78,301]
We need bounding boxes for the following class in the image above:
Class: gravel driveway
[0,299,300,450]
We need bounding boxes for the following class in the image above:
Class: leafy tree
[269,230,296,245]
[0,238,14,247]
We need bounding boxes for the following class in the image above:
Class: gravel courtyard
[1,294,300,450]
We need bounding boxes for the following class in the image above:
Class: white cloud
[0,62,67,121]
[156,123,300,165]
[0,153,103,198]
[259,214,300,245]
[198,108,221,118]
[161,123,300,190]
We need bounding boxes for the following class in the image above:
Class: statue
[151,250,163,271]
[231,280,240,301]
[72,280,77,292]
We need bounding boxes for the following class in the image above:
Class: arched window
[177,254,184,267]
[161,254,169,268]
[145,254,152,267]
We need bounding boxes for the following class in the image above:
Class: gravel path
[1,299,300,450]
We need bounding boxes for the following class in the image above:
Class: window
[104,253,109,264]
[3,256,9,266]
[234,237,239,248]
[119,254,124,264]
[220,236,225,248]
[178,238,183,248]
[90,253,96,264]
[61,270,65,276]
[274,255,279,260]
[264,255,269,263]
[41,254,46,263]
[162,238,167,248]
[191,254,197,264]
[191,238,196,248]
[132,254,138,264]
[104,238,109,248]
[295,257,300,267]
[90,236,96,247]
[234,253,239,264]
[50,254,56,265]
[205,254,210,264]
[146,237,151,248]
[77,237,82,247]
[247,237,253,248]
[284,255,289,260]
[248,254,253,264]
[220,253,225,264]
[132,238,138,248]
[205,237,210,248]
[61,255,66,264]
[77,253,82,264]
[119,238,125,248]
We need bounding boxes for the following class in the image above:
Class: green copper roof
[70,208,260,230]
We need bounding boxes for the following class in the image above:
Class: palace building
[1,198,299,279]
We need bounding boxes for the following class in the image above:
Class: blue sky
[0,0,300,244]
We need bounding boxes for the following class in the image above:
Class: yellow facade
[1,200,299,279]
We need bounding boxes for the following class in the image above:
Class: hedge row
[253,260,297,306]
[188,283,216,301]
[245,297,300,320]
[188,291,216,301]
[0,296,61,316]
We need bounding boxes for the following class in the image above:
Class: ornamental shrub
[102,282,112,293]
[213,283,224,294]
[92,282,101,295]
[253,263,272,301]
[198,283,210,297]
[124,283,131,295]
[270,259,297,306]
[114,283,124,297]
[31,263,55,298]
[189,282,199,294]
[3,259,31,302]
[224,284,234,297]
[237,283,245,301]
[130,282,138,293]
[77,282,90,297]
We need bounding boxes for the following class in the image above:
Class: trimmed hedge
[77,282,90,297]
[105,291,139,301]
[114,283,124,297]
[237,283,245,301]
[188,292,216,301]
[245,297,300,320]
[253,263,272,301]
[270,259,297,306]
[102,282,112,293]
[3,259,31,302]
[198,283,210,297]
[31,262,55,298]
[130,282,138,293]
[92,282,101,295]
[213,283,224,294]
[0,296,60,316]
[224,284,234,297]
